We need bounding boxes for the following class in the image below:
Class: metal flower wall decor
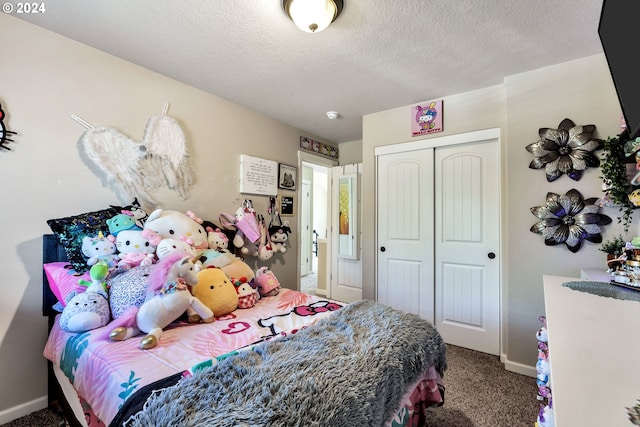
[530,189,612,253]
[526,118,603,182]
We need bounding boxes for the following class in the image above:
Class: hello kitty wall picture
[278,163,297,191]
[412,100,443,137]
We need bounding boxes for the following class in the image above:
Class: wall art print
[0,103,17,151]
[530,189,611,253]
[412,100,443,137]
[525,118,603,182]
[299,136,339,159]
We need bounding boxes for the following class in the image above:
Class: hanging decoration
[530,189,611,253]
[525,118,603,182]
[72,103,194,209]
[0,103,17,151]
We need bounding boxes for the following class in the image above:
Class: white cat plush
[115,229,157,270]
[155,237,198,260]
[143,209,208,250]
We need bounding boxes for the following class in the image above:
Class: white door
[377,150,435,321]
[376,129,501,355]
[300,180,312,276]
[435,139,500,355]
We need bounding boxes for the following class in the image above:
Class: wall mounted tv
[598,0,640,140]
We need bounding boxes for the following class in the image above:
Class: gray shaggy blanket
[125,300,447,427]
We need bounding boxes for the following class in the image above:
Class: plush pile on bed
[42,203,448,427]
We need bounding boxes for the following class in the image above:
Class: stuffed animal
[59,261,110,333]
[197,249,234,269]
[206,226,230,251]
[536,315,549,353]
[536,351,551,388]
[255,215,273,261]
[107,213,141,237]
[111,198,149,228]
[81,232,119,267]
[233,276,259,309]
[192,267,239,317]
[107,253,213,349]
[143,208,208,250]
[255,266,281,297]
[269,227,289,254]
[114,229,157,270]
[221,255,255,283]
[536,399,555,427]
[268,209,291,254]
[155,237,198,260]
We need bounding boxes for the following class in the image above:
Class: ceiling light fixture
[326,111,339,120]
[283,0,344,33]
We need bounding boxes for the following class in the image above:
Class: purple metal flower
[530,189,612,253]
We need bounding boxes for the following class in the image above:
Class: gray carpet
[3,345,539,426]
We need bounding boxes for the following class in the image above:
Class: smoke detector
[326,111,339,120]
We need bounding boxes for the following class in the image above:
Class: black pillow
[47,207,118,273]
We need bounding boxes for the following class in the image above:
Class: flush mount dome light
[283,0,344,33]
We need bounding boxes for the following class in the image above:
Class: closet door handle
[380,246,386,252]
[488,252,496,259]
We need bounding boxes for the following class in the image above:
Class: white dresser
[543,275,640,426]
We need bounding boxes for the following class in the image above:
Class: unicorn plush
[107,252,214,349]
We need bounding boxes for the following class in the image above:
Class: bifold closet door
[376,130,500,355]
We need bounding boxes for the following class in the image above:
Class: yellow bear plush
[192,268,239,318]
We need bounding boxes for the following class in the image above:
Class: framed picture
[279,195,295,216]
[278,163,297,191]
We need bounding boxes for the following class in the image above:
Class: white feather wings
[78,114,194,209]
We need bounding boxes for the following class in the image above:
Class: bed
[42,233,447,427]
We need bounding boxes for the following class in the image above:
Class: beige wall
[337,139,363,164]
[0,15,335,419]
[362,54,628,371]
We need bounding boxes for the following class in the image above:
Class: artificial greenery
[599,234,626,256]
[601,135,634,232]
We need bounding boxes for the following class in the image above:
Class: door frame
[297,151,338,290]
[374,128,502,352]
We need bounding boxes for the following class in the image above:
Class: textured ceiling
[15,0,605,143]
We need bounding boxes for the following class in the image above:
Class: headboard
[42,233,67,318]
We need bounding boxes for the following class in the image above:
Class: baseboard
[503,357,537,378]
[0,395,48,425]
[314,288,327,296]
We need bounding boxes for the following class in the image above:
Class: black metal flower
[530,189,612,253]
[526,118,603,182]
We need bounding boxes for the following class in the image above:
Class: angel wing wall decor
[75,109,194,209]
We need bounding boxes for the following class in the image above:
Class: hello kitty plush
[82,232,119,267]
[143,209,208,250]
[155,237,198,260]
[114,229,158,270]
[206,226,230,251]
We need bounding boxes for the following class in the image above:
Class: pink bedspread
[44,289,442,426]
